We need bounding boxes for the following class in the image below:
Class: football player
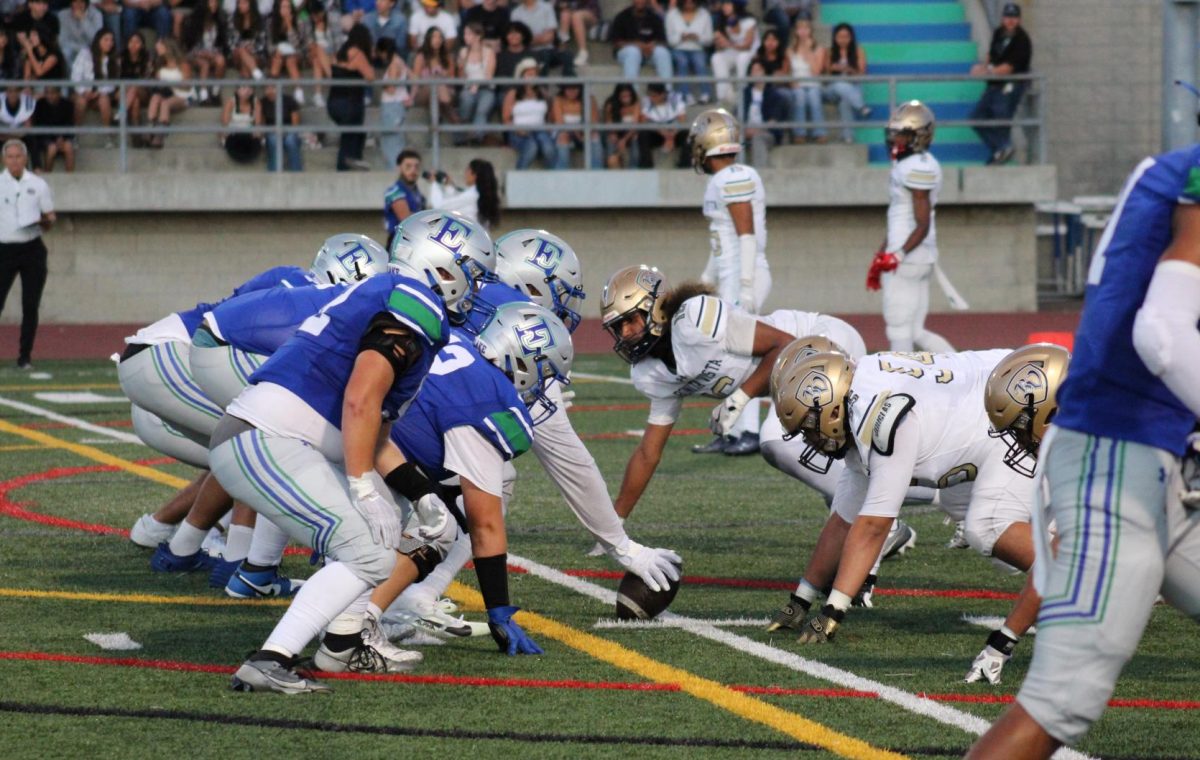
[969,147,1200,757]
[865,101,956,354]
[687,108,771,455]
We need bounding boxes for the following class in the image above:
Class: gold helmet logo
[796,370,834,410]
[985,343,1071,477]
[1006,364,1048,406]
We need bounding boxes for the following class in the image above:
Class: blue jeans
[670,49,712,101]
[266,133,303,171]
[555,134,604,169]
[823,80,865,142]
[617,44,673,85]
[457,87,496,143]
[971,83,1026,155]
[327,94,365,170]
[121,5,171,43]
[510,130,558,169]
[789,85,825,139]
[378,100,407,166]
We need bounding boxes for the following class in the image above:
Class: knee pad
[400,538,444,582]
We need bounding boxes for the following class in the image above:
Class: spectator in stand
[146,38,195,149]
[764,0,814,48]
[601,81,638,169]
[0,29,18,81]
[183,0,229,105]
[970,2,1032,165]
[823,22,871,143]
[364,0,408,58]
[268,0,315,105]
[753,27,787,79]
[119,32,153,143]
[427,158,500,229]
[462,0,509,52]
[311,1,339,68]
[93,0,122,50]
[611,0,671,88]
[262,81,303,170]
[122,0,173,45]
[710,0,757,104]
[456,22,496,145]
[786,13,825,143]
[383,147,423,246]
[503,57,556,169]
[20,28,66,84]
[337,0,374,34]
[12,0,60,49]
[665,0,713,105]
[496,20,532,84]
[511,0,574,75]
[408,0,459,54]
[556,0,598,68]
[411,27,457,124]
[376,36,411,164]
[227,0,267,79]
[742,57,787,167]
[327,23,375,170]
[219,82,262,164]
[72,29,118,133]
[636,81,686,168]
[57,0,102,68]
[0,88,36,161]
[550,76,601,168]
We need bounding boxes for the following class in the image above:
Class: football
[615,570,682,620]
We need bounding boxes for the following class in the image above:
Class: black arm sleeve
[357,311,423,378]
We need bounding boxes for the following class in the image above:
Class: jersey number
[297,280,368,337]
[878,358,954,384]
[937,463,978,489]
[430,344,476,375]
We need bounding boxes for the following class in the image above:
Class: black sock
[322,631,361,653]
[251,649,292,666]
[240,562,275,574]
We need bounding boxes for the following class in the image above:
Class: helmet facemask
[604,306,661,364]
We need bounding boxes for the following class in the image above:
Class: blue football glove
[486,605,543,655]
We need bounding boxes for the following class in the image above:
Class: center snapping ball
[615,570,682,620]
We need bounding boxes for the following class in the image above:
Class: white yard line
[594,616,770,630]
[0,395,143,445]
[570,371,635,386]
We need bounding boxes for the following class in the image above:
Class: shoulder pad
[675,295,725,340]
[864,392,915,456]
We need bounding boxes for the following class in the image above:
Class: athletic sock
[263,562,370,656]
[795,579,821,605]
[827,589,853,613]
[224,525,253,563]
[167,521,209,557]
[246,517,290,567]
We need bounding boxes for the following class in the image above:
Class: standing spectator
[383,147,424,246]
[376,36,411,165]
[182,0,229,105]
[511,0,574,76]
[665,0,713,105]
[72,29,118,132]
[742,58,787,166]
[267,0,315,105]
[119,32,153,143]
[427,158,500,229]
[786,14,824,143]
[408,0,459,54]
[12,0,60,47]
[0,139,55,370]
[220,82,262,164]
[122,0,173,44]
[462,0,509,52]
[556,0,598,68]
[364,0,407,58]
[32,86,75,172]
[823,22,871,143]
[20,28,66,84]
[146,38,195,149]
[327,23,375,170]
[970,2,1031,165]
[411,26,457,121]
[763,0,814,48]
[610,0,671,88]
[456,22,496,145]
[262,81,303,170]
[636,81,686,168]
[502,57,556,169]
[709,0,757,104]
[227,0,267,80]
[601,81,638,169]
[57,0,102,68]
[550,76,601,168]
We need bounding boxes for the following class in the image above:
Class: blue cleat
[151,542,216,573]
[208,557,241,589]
[225,564,304,599]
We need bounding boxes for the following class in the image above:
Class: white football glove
[710,388,752,437]
[739,283,756,315]
[348,475,403,550]
[560,389,576,411]
[963,644,1010,685]
[412,492,458,558]
[610,539,682,593]
[1182,432,1200,510]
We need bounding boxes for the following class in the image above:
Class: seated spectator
[94,0,122,51]
[57,0,102,68]
[511,0,574,76]
[311,1,339,62]
[502,57,557,169]
[71,29,118,133]
[262,81,303,171]
[427,158,501,229]
[220,82,263,163]
[182,0,229,105]
[227,0,267,79]
[823,21,871,143]
[764,0,815,48]
[122,0,172,45]
[636,82,686,168]
[556,0,598,67]
[32,87,76,173]
[304,0,332,108]
[12,0,60,48]
[411,27,458,122]
[364,0,408,59]
[456,22,496,145]
[611,0,671,88]
[408,0,459,55]
[550,76,601,168]
[20,28,66,84]
[496,20,532,84]
[742,57,787,167]
[462,0,510,52]
[665,0,713,105]
[146,38,195,149]
[0,87,36,160]
[376,36,412,164]
[786,14,825,142]
[601,81,638,169]
[327,24,375,171]
[0,29,18,81]
[710,0,757,104]
[969,2,1032,165]
[268,0,315,105]
[119,32,153,142]
[337,0,374,34]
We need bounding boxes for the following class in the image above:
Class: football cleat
[381,597,490,640]
[723,432,761,457]
[314,626,423,674]
[150,542,216,573]
[225,565,304,599]
[130,514,176,548]
[231,658,331,694]
[964,644,1010,685]
[881,521,917,561]
[766,594,811,632]
[797,605,844,644]
[946,519,970,549]
[584,541,606,557]
[208,557,241,589]
[691,435,731,454]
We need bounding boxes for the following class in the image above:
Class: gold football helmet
[885,100,935,158]
[688,108,742,173]
[769,335,847,400]
[600,265,671,364]
[773,351,856,473]
[984,343,1070,477]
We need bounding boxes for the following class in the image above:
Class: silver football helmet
[388,210,497,314]
[473,301,574,425]
[494,229,586,332]
[311,233,389,284]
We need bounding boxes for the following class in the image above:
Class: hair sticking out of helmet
[773,351,856,474]
[687,108,742,173]
[984,343,1070,478]
[493,229,587,333]
[388,209,497,315]
[599,265,671,363]
[311,233,390,284]
[885,100,935,161]
[473,301,575,425]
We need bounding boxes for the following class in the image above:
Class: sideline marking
[83,633,142,651]
[0,384,121,392]
[0,587,290,607]
[446,582,904,760]
[0,395,144,445]
[33,392,128,405]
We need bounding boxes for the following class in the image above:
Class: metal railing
[3,71,1044,172]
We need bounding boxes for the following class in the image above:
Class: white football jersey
[886,151,941,265]
[704,163,767,262]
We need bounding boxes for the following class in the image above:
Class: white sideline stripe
[594,616,770,630]
[963,615,1037,635]
[570,371,634,386]
[33,392,128,405]
[83,632,142,651]
[0,395,143,445]
[508,552,1094,760]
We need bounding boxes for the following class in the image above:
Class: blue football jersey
[461,282,530,336]
[175,265,314,337]
[1055,146,1200,455]
[250,273,450,427]
[206,283,346,356]
[391,330,534,481]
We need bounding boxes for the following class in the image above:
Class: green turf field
[0,358,1196,759]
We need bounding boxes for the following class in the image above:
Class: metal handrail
[3,71,1044,172]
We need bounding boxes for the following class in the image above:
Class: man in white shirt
[510,0,576,74]
[637,83,687,168]
[0,139,55,369]
[408,0,459,52]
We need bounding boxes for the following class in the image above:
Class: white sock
[794,579,821,603]
[168,521,208,556]
[264,562,370,656]
[326,589,371,636]
[224,525,253,563]
[827,589,853,612]
[247,518,290,567]
[395,529,472,609]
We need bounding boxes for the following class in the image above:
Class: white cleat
[585,541,606,557]
[881,521,917,561]
[946,519,970,549]
[314,617,423,674]
[130,514,176,548]
[381,597,490,640]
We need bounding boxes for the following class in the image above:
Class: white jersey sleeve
[704,163,768,260]
[886,152,942,264]
[442,425,506,497]
[631,361,687,425]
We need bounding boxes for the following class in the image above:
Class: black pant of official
[0,238,49,366]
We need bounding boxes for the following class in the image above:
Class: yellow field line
[0,418,190,490]
[0,444,48,452]
[446,582,904,760]
[0,383,121,392]
[0,587,289,607]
